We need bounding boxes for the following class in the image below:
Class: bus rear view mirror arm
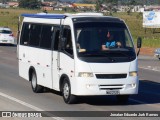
[137,37,142,56]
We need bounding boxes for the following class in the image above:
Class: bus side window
[53,29,60,50]
[20,23,30,45]
[40,25,53,49]
[63,28,73,55]
[29,24,42,47]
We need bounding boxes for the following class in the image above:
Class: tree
[158,0,160,5]
[130,0,136,5]
[19,0,41,9]
[1,0,10,4]
[103,0,118,15]
[104,0,118,5]
[96,0,104,12]
[80,0,94,3]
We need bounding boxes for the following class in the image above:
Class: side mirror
[137,37,142,56]
[137,37,142,48]
[61,37,67,49]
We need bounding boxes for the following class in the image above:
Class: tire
[116,95,129,104]
[62,78,77,104]
[31,71,44,93]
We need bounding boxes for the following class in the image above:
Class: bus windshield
[74,22,136,62]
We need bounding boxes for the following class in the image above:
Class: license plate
[2,40,7,42]
[106,90,120,95]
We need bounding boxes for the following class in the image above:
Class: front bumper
[71,76,139,96]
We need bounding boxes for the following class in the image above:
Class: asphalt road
[0,45,159,120]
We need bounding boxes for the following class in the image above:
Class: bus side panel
[19,45,30,81]
[30,47,52,89]
[19,46,53,89]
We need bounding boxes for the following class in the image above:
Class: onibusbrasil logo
[147,11,156,21]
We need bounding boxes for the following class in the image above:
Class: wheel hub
[32,74,36,89]
[63,83,69,99]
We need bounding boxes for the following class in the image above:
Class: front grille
[96,74,127,79]
[99,84,124,90]
[100,88,122,90]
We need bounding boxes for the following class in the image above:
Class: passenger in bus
[101,31,122,50]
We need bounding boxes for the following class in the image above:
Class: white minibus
[18,13,142,104]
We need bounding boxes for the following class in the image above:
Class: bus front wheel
[62,78,77,104]
[31,71,44,93]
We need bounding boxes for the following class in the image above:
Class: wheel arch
[59,74,70,92]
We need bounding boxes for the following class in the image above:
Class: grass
[0,8,42,34]
[0,8,160,48]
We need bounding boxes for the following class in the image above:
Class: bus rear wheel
[31,71,44,93]
[62,78,77,104]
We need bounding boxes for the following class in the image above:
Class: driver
[102,31,121,50]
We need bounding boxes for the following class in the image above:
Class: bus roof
[21,13,123,24]
[21,13,104,19]
[21,13,67,19]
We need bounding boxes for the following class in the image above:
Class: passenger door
[52,26,74,91]
[59,26,74,88]
[52,27,60,90]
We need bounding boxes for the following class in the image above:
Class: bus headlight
[129,71,138,77]
[78,72,94,77]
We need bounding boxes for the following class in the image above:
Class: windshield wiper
[79,53,116,62]
[79,53,104,57]
[116,51,133,59]
[102,48,133,59]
